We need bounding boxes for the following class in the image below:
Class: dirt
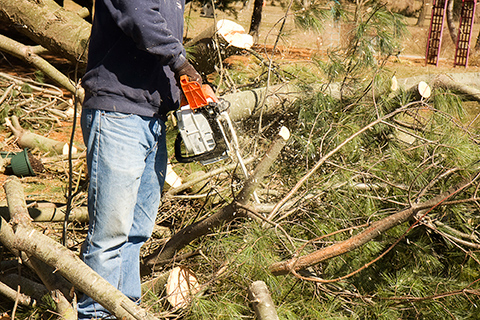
[1,3,480,200]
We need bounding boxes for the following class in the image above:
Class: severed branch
[248,281,280,320]
[0,280,37,308]
[5,116,78,155]
[266,102,418,223]
[2,177,161,320]
[269,171,480,277]
[144,127,290,266]
[0,34,81,96]
[3,177,75,319]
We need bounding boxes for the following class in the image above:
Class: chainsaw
[175,75,251,166]
[175,75,260,202]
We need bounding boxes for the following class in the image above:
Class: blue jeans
[77,109,167,319]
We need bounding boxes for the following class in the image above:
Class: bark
[0,0,91,66]
[0,202,88,223]
[144,127,290,266]
[1,178,161,320]
[249,0,264,41]
[0,280,36,307]
[431,73,480,102]
[446,0,458,45]
[3,177,75,319]
[415,0,427,27]
[269,173,477,276]
[0,34,82,96]
[185,19,253,77]
[222,83,303,121]
[5,116,75,155]
[0,273,49,302]
[394,72,480,103]
[248,281,279,320]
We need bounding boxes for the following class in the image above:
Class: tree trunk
[184,19,253,77]
[0,0,91,66]
[475,28,480,52]
[415,0,427,27]
[446,0,458,45]
[249,0,264,41]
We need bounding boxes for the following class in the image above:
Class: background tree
[249,0,264,41]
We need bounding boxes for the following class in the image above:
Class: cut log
[0,202,88,223]
[5,116,78,155]
[0,0,91,65]
[165,266,201,309]
[248,281,279,320]
[222,83,302,121]
[185,19,254,76]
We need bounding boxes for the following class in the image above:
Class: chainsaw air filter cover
[176,105,216,155]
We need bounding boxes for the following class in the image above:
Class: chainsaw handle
[180,75,218,110]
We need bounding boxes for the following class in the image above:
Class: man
[78,0,201,318]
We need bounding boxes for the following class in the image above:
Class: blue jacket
[82,0,187,119]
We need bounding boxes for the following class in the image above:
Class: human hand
[173,61,202,86]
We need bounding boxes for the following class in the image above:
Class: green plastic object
[0,151,15,159]
[9,149,35,177]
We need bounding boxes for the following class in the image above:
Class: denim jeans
[77,109,167,319]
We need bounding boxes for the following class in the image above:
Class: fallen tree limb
[144,127,290,266]
[165,157,254,196]
[269,171,480,276]
[0,202,88,223]
[2,178,161,320]
[0,34,79,95]
[4,177,75,319]
[248,281,279,320]
[0,0,90,65]
[0,280,36,308]
[0,273,49,303]
[5,116,77,155]
[266,102,417,223]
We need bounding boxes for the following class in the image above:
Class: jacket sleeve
[102,0,186,70]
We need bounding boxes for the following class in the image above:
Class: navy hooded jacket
[81,0,187,119]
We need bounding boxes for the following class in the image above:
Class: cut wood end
[278,126,290,141]
[418,81,431,99]
[166,266,201,309]
[216,19,254,49]
[62,144,77,155]
[391,75,398,91]
[165,164,183,188]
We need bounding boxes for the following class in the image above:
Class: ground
[1,1,480,207]
[1,2,480,318]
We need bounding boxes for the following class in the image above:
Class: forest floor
[1,0,480,225]
[1,2,480,315]
[0,1,479,218]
